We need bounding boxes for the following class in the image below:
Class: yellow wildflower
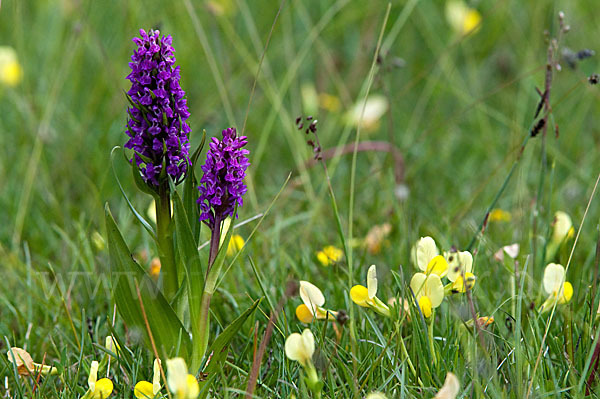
[167,358,199,399]
[297,281,338,323]
[410,273,444,318]
[84,360,113,399]
[540,263,573,313]
[227,234,245,256]
[350,265,390,317]
[411,237,448,277]
[134,359,161,398]
[444,249,476,293]
[488,208,511,222]
[551,211,574,243]
[0,47,23,87]
[316,245,343,266]
[285,329,322,395]
[445,1,482,36]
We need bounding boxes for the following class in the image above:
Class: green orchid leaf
[197,298,261,396]
[172,190,205,354]
[105,204,190,359]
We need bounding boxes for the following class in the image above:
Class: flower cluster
[197,128,249,228]
[409,236,476,318]
[125,29,191,186]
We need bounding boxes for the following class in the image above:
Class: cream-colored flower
[0,47,23,87]
[285,329,315,367]
[444,250,473,282]
[410,273,444,318]
[434,372,460,399]
[366,393,388,399]
[167,358,199,399]
[444,249,476,293]
[551,211,574,244]
[6,347,56,376]
[296,281,337,323]
[411,237,448,276]
[445,1,482,36]
[350,265,390,317]
[540,263,573,313]
[346,95,388,131]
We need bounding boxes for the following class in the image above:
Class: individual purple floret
[197,128,250,229]
[124,29,191,186]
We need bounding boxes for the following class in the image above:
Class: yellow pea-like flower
[167,358,199,399]
[488,208,511,223]
[540,263,573,313]
[134,359,161,398]
[285,328,315,368]
[411,237,448,277]
[227,234,245,256]
[350,265,390,317]
[85,360,113,399]
[410,273,445,318]
[316,245,343,266]
[0,47,23,87]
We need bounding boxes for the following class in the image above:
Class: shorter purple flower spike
[197,128,250,229]
[124,29,191,186]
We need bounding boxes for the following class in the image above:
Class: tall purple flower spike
[197,128,250,229]
[125,29,191,186]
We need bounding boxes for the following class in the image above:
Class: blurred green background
[0,0,599,394]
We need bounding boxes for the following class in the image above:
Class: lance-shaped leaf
[172,190,205,368]
[105,204,190,359]
[198,298,261,397]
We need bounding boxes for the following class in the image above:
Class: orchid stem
[156,183,178,300]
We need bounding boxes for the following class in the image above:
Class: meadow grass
[1,0,600,397]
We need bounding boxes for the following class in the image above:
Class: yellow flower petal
[367,265,378,299]
[488,208,511,222]
[227,234,245,256]
[92,378,113,399]
[560,281,573,304]
[134,381,154,398]
[296,304,315,323]
[0,47,23,87]
[427,255,449,277]
[418,296,433,318]
[350,285,370,307]
[316,245,343,266]
[451,273,476,293]
[185,374,199,398]
[463,9,482,35]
